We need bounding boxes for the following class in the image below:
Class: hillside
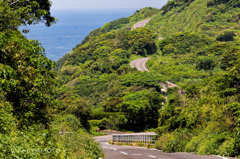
[144,0,240,157]
[146,0,240,38]
[56,27,165,131]
[55,1,240,158]
[140,0,240,86]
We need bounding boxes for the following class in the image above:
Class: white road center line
[148,155,157,158]
[110,148,117,150]
[120,151,128,155]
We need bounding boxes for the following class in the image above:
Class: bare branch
[10,0,19,6]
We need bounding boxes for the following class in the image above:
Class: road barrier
[112,133,157,143]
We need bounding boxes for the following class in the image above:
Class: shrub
[155,133,173,151]
[89,120,102,127]
[216,31,236,42]
[196,55,216,70]
[159,32,215,55]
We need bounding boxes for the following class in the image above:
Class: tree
[119,91,164,129]
[1,0,56,31]
[0,0,57,127]
[196,56,216,70]
[65,100,93,123]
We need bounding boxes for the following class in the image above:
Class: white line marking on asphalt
[213,155,228,159]
[120,151,128,155]
[143,59,150,72]
[137,147,147,149]
[110,148,117,150]
[132,154,142,155]
[105,143,109,145]
[148,155,157,158]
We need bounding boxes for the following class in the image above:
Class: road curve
[133,18,151,29]
[130,57,179,88]
[95,132,236,159]
[130,57,150,72]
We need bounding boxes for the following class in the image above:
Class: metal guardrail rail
[112,133,157,143]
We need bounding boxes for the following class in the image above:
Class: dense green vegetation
[56,27,164,131]
[155,62,240,156]
[146,0,240,39]
[0,1,102,158]
[142,0,240,157]
[146,32,239,85]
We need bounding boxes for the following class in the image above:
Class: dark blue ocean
[19,9,135,61]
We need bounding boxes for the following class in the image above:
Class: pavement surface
[166,81,179,88]
[133,18,151,29]
[130,57,150,72]
[95,132,237,159]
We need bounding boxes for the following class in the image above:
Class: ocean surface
[19,9,135,61]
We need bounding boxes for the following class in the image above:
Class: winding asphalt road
[130,57,150,72]
[133,18,151,29]
[130,57,179,90]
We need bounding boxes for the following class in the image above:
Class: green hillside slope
[146,0,240,38]
[56,28,165,131]
[140,0,240,157]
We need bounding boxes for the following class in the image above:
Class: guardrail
[112,133,157,143]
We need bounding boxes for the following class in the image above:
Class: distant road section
[133,18,151,29]
[166,81,179,88]
[130,58,179,89]
[130,57,150,72]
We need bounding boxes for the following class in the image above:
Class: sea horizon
[19,9,136,61]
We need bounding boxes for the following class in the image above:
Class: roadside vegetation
[0,1,103,158]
